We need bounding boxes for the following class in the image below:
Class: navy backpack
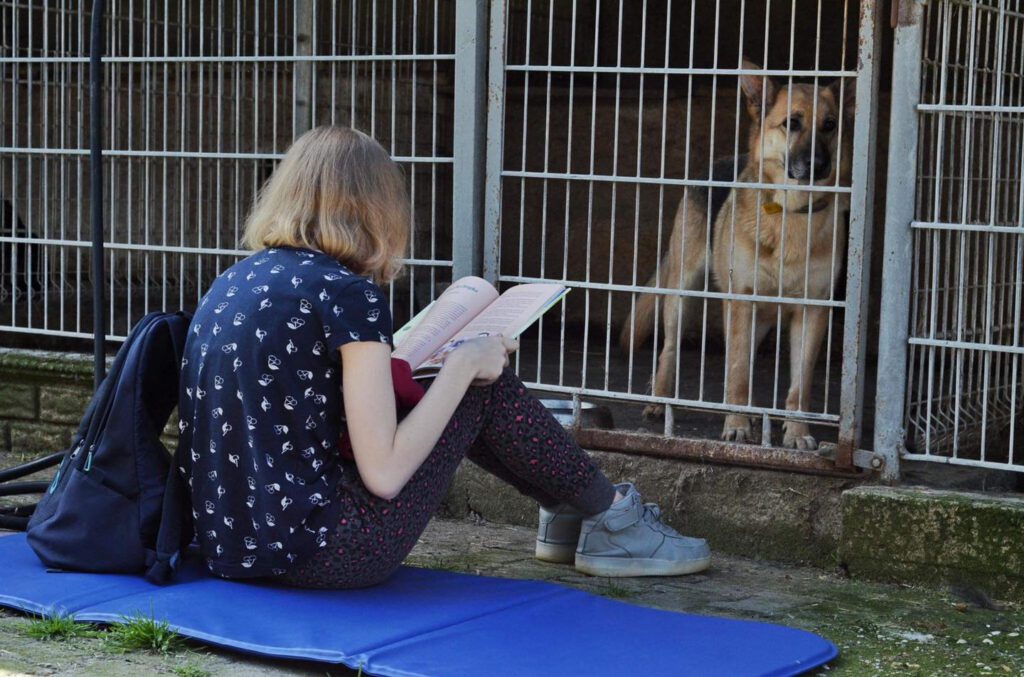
[26,311,195,584]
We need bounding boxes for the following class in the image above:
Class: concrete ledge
[0,348,99,382]
[840,486,1024,602]
[442,451,861,568]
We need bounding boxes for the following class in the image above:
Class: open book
[392,276,568,376]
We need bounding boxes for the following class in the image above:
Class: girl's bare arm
[340,335,516,500]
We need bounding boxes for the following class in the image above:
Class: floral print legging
[281,367,616,589]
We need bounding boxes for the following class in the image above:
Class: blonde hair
[242,126,409,283]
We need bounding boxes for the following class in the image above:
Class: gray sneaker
[575,484,711,577]
[536,503,585,564]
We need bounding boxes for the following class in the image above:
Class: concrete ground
[0,518,1022,677]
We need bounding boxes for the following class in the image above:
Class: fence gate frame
[478,0,884,474]
[875,0,924,482]
[875,0,1024,481]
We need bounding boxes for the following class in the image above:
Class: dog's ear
[739,59,779,120]
[832,77,856,121]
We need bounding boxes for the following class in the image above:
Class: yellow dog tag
[762,202,783,215]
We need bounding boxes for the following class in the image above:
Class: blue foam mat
[0,534,836,676]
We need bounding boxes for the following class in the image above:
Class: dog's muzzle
[788,143,832,182]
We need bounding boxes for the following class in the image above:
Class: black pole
[90,0,106,388]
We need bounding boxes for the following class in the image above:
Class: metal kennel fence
[5,0,1019,480]
[1,0,468,340]
[484,0,881,471]
[876,0,1024,477]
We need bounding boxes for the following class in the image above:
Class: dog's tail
[619,267,661,353]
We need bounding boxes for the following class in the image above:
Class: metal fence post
[293,1,315,137]
[452,0,489,281]
[90,0,107,388]
[482,0,507,286]
[837,0,883,467]
[874,0,925,481]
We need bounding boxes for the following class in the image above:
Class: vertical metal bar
[536,0,555,385]
[452,0,488,281]
[42,0,51,333]
[293,0,314,137]
[405,0,417,318]
[78,4,85,334]
[482,0,506,284]
[106,0,115,337]
[429,0,439,296]
[836,0,883,466]
[90,0,108,387]
[875,0,925,480]
[557,0,580,389]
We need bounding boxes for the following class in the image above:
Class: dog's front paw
[642,403,666,420]
[782,421,817,450]
[721,415,756,444]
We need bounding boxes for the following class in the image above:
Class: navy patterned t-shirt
[177,246,393,578]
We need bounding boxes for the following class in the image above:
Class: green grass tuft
[104,612,185,654]
[171,660,211,677]
[24,611,102,641]
[599,580,637,600]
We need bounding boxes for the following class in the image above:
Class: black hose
[0,482,50,497]
[0,451,64,484]
[0,515,30,531]
[90,0,107,389]
[0,504,37,517]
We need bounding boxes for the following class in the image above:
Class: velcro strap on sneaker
[603,497,642,532]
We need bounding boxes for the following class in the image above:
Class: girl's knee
[493,366,525,392]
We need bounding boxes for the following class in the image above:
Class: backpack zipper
[50,439,85,493]
[48,457,65,494]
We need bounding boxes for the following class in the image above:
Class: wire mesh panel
[1,1,90,340]
[904,0,1024,470]
[487,0,872,452]
[0,0,455,343]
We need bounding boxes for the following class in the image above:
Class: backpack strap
[144,464,188,584]
[75,313,163,472]
[144,313,194,585]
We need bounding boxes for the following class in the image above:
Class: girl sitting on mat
[177,125,710,588]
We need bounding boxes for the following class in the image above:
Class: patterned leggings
[280,368,616,589]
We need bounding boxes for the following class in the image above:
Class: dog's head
[739,59,854,189]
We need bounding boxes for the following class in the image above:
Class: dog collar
[762,194,832,215]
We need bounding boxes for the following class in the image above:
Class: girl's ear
[739,59,779,120]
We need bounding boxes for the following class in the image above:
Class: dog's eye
[787,116,802,132]
[822,118,837,133]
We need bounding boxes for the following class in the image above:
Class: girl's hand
[443,335,519,386]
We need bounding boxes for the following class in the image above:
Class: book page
[392,301,435,349]
[391,276,498,370]
[413,283,567,373]
[457,283,567,338]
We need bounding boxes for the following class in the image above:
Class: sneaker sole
[535,540,577,564]
[574,553,712,577]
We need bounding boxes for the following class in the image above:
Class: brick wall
[0,348,180,469]
[0,350,94,466]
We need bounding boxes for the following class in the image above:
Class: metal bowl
[539,399,614,430]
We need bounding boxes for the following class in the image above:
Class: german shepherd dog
[622,60,854,450]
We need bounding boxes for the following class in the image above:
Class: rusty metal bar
[574,428,865,479]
